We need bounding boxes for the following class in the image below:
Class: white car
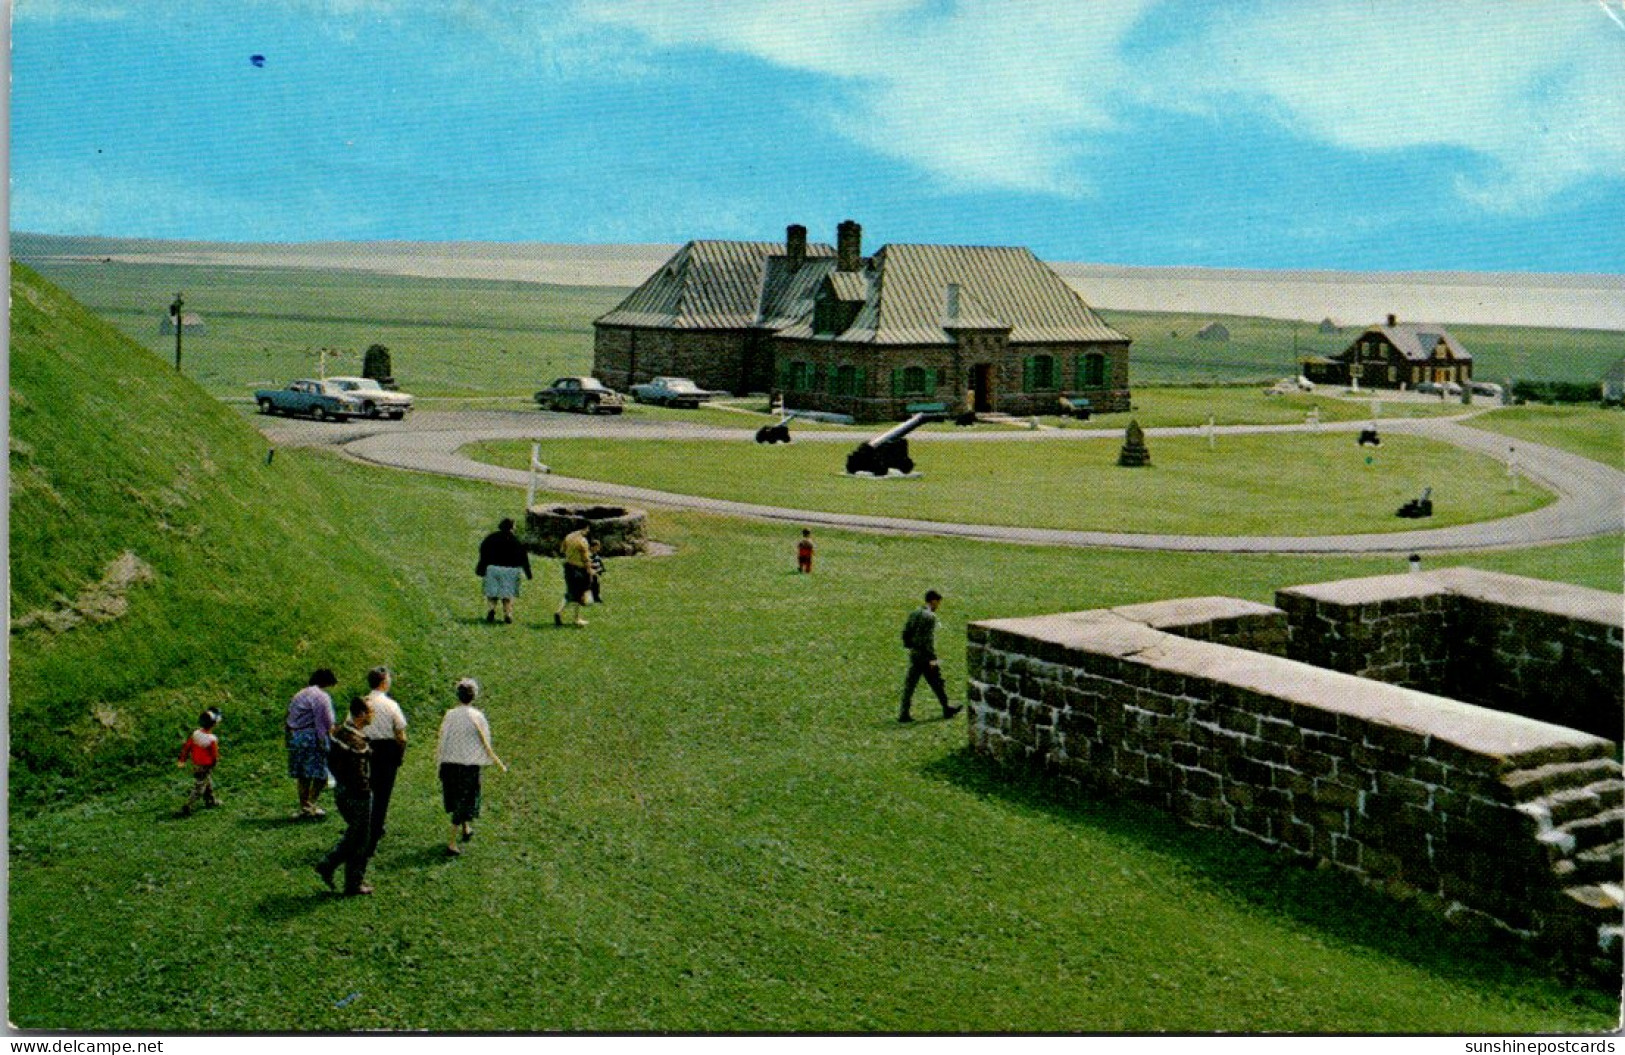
[328,376,414,420]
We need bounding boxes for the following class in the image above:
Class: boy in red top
[796,528,815,574]
[176,708,221,815]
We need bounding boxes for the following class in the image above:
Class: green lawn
[1463,405,1625,471]
[10,263,1622,1033]
[9,451,1621,1032]
[468,433,1551,536]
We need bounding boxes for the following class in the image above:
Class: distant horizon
[15,231,1623,331]
[10,4,1624,273]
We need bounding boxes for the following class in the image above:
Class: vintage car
[1415,380,1462,397]
[327,376,414,420]
[629,376,721,409]
[534,376,626,415]
[254,379,365,421]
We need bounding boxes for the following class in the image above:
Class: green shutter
[1022,357,1035,393]
[854,367,867,397]
[891,368,904,397]
[1074,356,1085,389]
[927,367,939,395]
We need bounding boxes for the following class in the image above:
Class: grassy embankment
[9,264,1622,1032]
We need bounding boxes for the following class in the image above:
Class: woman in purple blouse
[285,668,337,818]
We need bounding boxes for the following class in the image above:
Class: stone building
[1302,314,1472,389]
[593,221,1131,422]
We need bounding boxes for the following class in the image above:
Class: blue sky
[10,0,1625,271]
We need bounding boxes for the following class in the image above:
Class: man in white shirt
[360,666,408,856]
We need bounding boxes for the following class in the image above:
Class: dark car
[534,377,626,415]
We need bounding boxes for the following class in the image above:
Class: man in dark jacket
[316,697,375,896]
[899,589,961,723]
[476,517,533,624]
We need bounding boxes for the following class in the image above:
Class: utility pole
[170,292,185,372]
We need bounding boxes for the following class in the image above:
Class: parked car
[328,376,414,420]
[1265,376,1315,396]
[254,379,365,421]
[1415,381,1463,396]
[534,376,625,414]
[629,376,722,409]
[1470,381,1504,400]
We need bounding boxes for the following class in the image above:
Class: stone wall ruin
[966,570,1623,977]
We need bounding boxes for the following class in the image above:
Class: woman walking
[435,678,507,855]
[286,668,338,818]
[476,518,533,624]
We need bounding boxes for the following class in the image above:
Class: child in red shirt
[796,528,815,574]
[176,708,222,815]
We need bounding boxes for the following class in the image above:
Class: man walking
[899,589,961,723]
[360,666,407,856]
[316,697,375,897]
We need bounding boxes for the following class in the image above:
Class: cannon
[845,411,944,476]
[755,413,793,444]
[1396,486,1433,519]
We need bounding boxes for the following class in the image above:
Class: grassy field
[1462,405,1625,472]
[1097,309,1625,386]
[468,433,1550,536]
[9,265,1623,1033]
[25,260,624,398]
[26,259,1625,400]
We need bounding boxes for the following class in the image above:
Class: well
[523,504,648,557]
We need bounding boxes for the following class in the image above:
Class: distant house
[1601,358,1625,404]
[1195,322,1230,342]
[594,221,1131,422]
[1302,314,1471,389]
[1318,318,1340,334]
[158,312,206,336]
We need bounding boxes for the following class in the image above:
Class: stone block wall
[967,589,1624,974]
[1278,569,1624,743]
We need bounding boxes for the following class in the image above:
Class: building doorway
[971,362,994,412]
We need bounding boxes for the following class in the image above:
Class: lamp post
[169,292,185,372]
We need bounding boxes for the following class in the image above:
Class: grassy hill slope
[8,263,411,802]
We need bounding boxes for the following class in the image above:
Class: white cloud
[574,0,1624,213]
[1140,1,1625,215]
[575,0,1156,195]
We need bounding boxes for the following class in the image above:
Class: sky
[8,0,1625,271]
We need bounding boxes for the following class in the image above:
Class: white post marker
[526,442,550,507]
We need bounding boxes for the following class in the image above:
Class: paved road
[253,408,1624,555]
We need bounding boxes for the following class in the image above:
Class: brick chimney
[836,219,862,273]
[1386,313,1397,326]
[786,224,807,270]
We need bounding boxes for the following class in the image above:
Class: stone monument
[1117,419,1151,467]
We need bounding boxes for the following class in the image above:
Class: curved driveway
[259,408,1623,554]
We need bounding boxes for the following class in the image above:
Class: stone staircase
[1504,755,1625,973]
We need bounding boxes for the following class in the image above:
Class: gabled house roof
[1358,322,1472,362]
[777,243,1127,346]
[596,239,835,330]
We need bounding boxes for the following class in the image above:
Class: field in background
[24,257,1625,399]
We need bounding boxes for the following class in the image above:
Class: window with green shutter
[902,365,928,395]
[1077,352,1105,388]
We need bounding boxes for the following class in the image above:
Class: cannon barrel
[864,411,942,448]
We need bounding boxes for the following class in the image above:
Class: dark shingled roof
[777,243,1127,346]
[1366,322,1472,362]
[596,240,834,330]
